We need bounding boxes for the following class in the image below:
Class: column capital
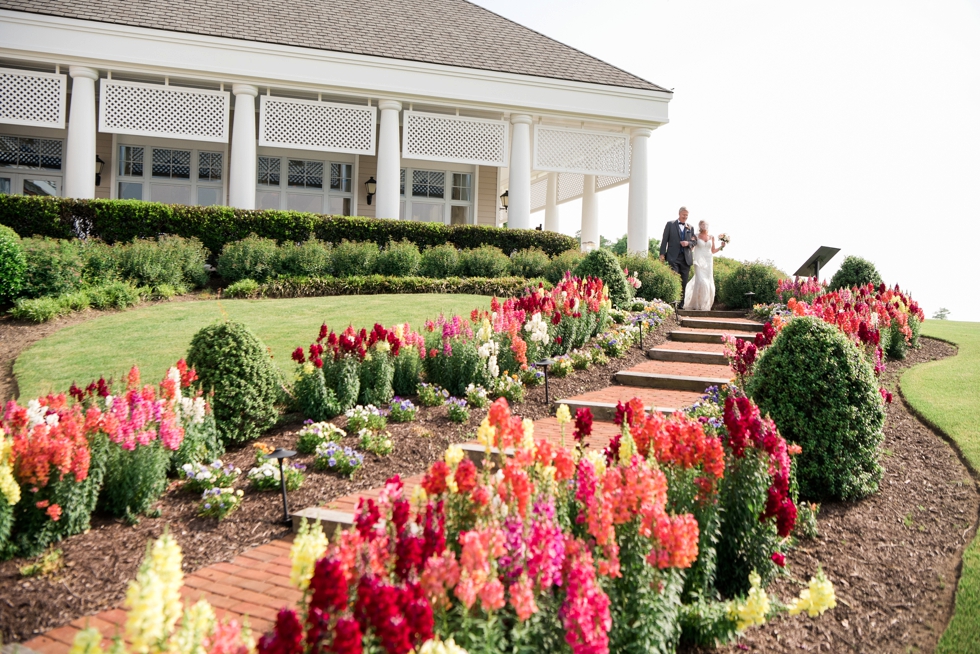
[68,66,99,81]
[511,114,533,126]
[378,99,402,112]
[631,127,654,139]
[231,83,259,97]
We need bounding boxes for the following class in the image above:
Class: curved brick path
[19,310,749,654]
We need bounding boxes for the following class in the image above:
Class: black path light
[534,358,555,405]
[744,291,756,308]
[269,447,297,524]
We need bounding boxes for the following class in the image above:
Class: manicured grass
[901,321,980,654]
[14,294,490,400]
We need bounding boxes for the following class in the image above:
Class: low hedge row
[0,196,577,258]
[226,274,550,299]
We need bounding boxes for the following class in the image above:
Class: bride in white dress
[683,220,724,311]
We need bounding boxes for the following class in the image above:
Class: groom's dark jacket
[660,220,695,266]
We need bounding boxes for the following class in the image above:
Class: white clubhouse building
[0,0,671,253]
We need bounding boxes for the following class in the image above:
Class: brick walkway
[23,310,740,654]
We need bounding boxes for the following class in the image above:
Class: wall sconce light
[95,155,105,186]
[499,190,509,210]
[365,177,377,205]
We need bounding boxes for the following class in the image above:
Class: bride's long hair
[698,220,708,233]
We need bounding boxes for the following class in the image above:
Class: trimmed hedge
[0,196,577,258]
[232,275,550,299]
[829,255,883,291]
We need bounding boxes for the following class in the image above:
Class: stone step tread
[681,316,763,326]
[652,341,727,353]
[624,360,733,379]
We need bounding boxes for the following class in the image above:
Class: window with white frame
[0,134,63,197]
[256,155,353,215]
[399,166,473,224]
[116,143,224,206]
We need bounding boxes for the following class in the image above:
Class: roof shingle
[0,0,668,92]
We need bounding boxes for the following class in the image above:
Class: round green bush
[21,237,85,298]
[0,225,26,302]
[376,239,422,277]
[747,316,885,501]
[619,254,681,303]
[277,239,333,278]
[718,260,781,309]
[186,321,283,445]
[509,247,550,279]
[419,243,460,278]
[459,245,510,278]
[711,256,740,303]
[575,248,633,308]
[217,235,279,283]
[332,239,378,276]
[545,248,585,284]
[829,255,883,291]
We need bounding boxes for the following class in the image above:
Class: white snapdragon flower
[26,399,46,428]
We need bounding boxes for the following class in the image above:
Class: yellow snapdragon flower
[0,432,21,506]
[735,571,770,631]
[618,431,636,465]
[125,559,167,653]
[171,600,216,654]
[290,519,328,591]
[477,417,495,452]
[69,627,105,654]
[415,637,469,654]
[788,569,837,617]
[444,444,465,468]
[555,404,571,425]
[584,450,607,476]
[150,534,184,636]
[411,485,429,505]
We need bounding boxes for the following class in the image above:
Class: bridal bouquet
[719,233,731,249]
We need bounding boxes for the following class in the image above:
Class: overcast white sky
[476,0,980,321]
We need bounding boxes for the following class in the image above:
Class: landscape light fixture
[499,190,509,210]
[95,155,105,186]
[365,177,377,205]
[534,358,555,405]
[268,447,297,524]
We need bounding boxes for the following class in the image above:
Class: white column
[228,84,258,209]
[64,66,99,199]
[507,114,533,229]
[376,99,402,220]
[544,172,559,232]
[627,127,653,255]
[580,174,599,251]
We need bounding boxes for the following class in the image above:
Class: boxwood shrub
[620,254,681,304]
[186,321,283,445]
[545,249,585,284]
[459,244,511,278]
[829,255,883,291]
[718,260,782,309]
[575,248,633,307]
[419,243,460,278]
[0,195,576,257]
[375,239,421,277]
[509,247,550,279]
[747,316,885,501]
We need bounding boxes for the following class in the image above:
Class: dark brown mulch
[686,337,980,654]
[0,310,675,643]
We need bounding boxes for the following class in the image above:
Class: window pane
[0,136,62,170]
[256,190,280,210]
[198,187,221,206]
[287,193,322,213]
[428,171,444,199]
[411,202,443,223]
[258,157,280,186]
[152,149,191,179]
[119,146,144,177]
[327,195,352,216]
[452,173,472,201]
[411,170,445,198]
[0,137,16,167]
[330,163,352,192]
[118,181,143,200]
[412,170,427,197]
[23,179,59,196]
[288,159,323,189]
[150,183,192,204]
[0,177,10,194]
[198,152,222,181]
[399,168,405,195]
[450,205,469,225]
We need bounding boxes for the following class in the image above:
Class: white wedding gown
[683,238,715,311]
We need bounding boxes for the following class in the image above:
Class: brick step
[670,330,758,344]
[647,347,728,365]
[652,340,727,353]
[615,370,730,393]
[679,317,764,332]
[556,386,702,421]
[676,309,747,318]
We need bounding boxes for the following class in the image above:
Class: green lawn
[14,294,490,400]
[901,320,980,654]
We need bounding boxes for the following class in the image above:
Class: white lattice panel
[259,96,377,155]
[597,174,629,191]
[530,177,547,212]
[533,126,630,176]
[99,79,229,143]
[557,173,585,203]
[403,111,508,167]
[0,67,66,129]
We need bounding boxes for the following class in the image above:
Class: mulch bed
[0,311,675,643]
[686,337,980,654]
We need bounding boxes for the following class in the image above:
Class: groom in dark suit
[659,206,695,305]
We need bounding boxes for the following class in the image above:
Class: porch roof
[0,0,668,93]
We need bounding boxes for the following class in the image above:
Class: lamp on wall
[499,190,509,210]
[95,155,105,186]
[365,177,377,205]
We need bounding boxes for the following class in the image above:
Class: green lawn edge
[13,294,491,400]
[900,321,980,654]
